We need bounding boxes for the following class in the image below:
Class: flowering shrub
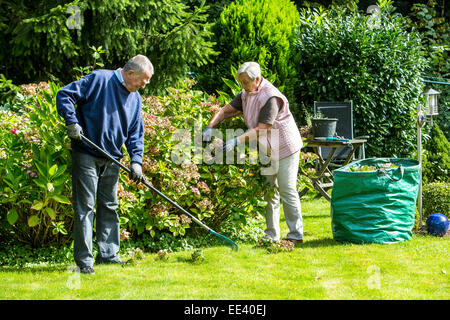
[0,77,315,249]
[119,79,269,240]
[0,82,72,247]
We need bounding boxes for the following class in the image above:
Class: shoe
[78,266,95,275]
[283,238,303,244]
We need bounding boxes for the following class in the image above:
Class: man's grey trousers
[71,150,121,268]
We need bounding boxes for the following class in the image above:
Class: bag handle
[377,165,404,182]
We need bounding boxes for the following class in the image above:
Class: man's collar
[114,68,126,87]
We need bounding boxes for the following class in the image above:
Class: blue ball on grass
[426,213,449,237]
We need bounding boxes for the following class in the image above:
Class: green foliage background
[422,182,450,221]
[1,79,305,248]
[193,0,300,108]
[293,2,427,157]
[422,122,450,184]
[0,0,449,253]
[407,1,450,141]
[0,0,216,95]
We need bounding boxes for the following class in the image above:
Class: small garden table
[298,138,367,201]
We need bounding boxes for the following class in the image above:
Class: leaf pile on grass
[155,249,170,261]
[123,248,146,266]
[255,238,294,254]
[190,249,205,263]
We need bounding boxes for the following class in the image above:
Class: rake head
[209,230,238,252]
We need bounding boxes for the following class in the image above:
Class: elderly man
[203,61,304,244]
[57,55,153,274]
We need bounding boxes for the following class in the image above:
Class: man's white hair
[237,62,261,80]
[123,54,154,75]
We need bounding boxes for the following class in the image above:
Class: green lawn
[0,196,448,300]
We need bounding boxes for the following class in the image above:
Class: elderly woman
[202,61,304,244]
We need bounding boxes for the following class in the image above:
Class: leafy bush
[1,77,52,115]
[0,238,73,267]
[0,73,317,252]
[422,182,450,221]
[0,83,73,247]
[0,0,216,94]
[0,74,25,110]
[0,77,265,248]
[219,214,266,244]
[195,0,300,106]
[119,79,269,240]
[125,78,317,242]
[123,230,213,254]
[407,1,450,140]
[422,122,450,183]
[293,0,427,157]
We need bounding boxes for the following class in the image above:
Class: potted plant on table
[310,112,338,139]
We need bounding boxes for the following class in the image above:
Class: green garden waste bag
[330,158,420,244]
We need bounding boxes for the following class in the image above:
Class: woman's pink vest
[241,78,302,161]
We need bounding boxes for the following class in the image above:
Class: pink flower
[190,186,201,198]
[9,128,18,135]
[197,181,208,188]
[197,181,210,193]
[156,249,170,260]
[120,229,131,241]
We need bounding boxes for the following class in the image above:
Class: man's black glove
[129,162,144,183]
[67,123,83,140]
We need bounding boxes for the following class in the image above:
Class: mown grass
[0,196,448,300]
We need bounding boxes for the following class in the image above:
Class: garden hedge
[293,2,426,158]
[422,182,450,221]
[422,122,450,184]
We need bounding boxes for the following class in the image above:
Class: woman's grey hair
[237,62,261,80]
[123,54,154,75]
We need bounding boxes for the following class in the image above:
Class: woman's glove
[222,137,238,153]
[202,126,213,142]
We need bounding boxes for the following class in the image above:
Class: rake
[79,134,238,252]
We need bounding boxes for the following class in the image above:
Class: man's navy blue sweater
[56,70,144,164]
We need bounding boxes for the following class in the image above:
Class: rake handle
[79,134,212,232]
